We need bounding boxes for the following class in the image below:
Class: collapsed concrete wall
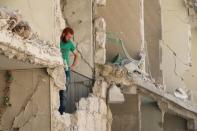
[0,6,63,68]
[50,77,112,131]
[98,64,197,130]
[1,0,197,131]
[0,29,63,68]
[0,69,51,131]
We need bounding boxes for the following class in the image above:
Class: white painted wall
[160,0,191,94]
[184,27,197,103]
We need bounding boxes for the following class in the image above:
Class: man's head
[60,27,74,42]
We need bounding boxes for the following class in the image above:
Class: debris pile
[0,6,63,67]
[0,6,32,39]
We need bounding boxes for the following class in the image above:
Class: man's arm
[70,50,78,70]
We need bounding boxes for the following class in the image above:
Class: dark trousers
[58,68,70,115]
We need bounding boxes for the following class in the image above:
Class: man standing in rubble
[59,27,78,115]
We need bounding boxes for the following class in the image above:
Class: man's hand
[63,61,69,70]
[71,50,78,70]
[70,64,75,70]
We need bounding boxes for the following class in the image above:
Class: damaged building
[0,0,197,131]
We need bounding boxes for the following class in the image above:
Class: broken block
[95,48,106,64]
[108,84,125,103]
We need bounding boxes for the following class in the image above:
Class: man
[59,27,78,114]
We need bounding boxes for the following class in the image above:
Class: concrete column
[141,97,163,131]
[109,94,140,131]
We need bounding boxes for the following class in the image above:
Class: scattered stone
[12,21,32,39]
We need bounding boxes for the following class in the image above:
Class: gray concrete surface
[109,94,140,131]
[97,0,142,61]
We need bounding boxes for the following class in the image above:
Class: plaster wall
[0,69,50,131]
[144,0,163,83]
[164,113,188,131]
[109,94,140,131]
[184,27,197,103]
[141,102,163,131]
[0,55,41,70]
[0,0,56,42]
[160,0,191,93]
[97,0,142,61]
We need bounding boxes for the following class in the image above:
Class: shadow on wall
[164,113,188,131]
[109,94,140,131]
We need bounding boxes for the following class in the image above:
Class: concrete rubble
[185,0,197,17]
[97,63,197,114]
[52,79,112,131]
[0,7,63,68]
[108,84,125,104]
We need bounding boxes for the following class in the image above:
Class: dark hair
[60,27,74,42]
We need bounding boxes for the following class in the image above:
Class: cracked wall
[1,0,197,131]
[184,26,197,103]
[160,0,192,97]
[98,63,197,129]
[0,69,51,131]
[51,77,112,131]
[0,5,64,68]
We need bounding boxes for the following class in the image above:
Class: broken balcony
[0,6,63,131]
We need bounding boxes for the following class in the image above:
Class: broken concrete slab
[93,79,109,99]
[0,30,63,68]
[108,84,125,104]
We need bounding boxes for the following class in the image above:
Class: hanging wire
[106,32,143,66]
